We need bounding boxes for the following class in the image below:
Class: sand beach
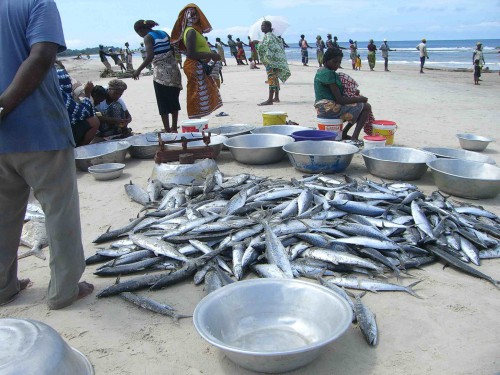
[2,55,500,375]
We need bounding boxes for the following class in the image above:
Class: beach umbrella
[248,16,290,41]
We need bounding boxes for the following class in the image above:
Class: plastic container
[317,118,343,140]
[181,118,209,133]
[291,130,337,142]
[371,120,397,145]
[363,135,386,149]
[262,111,287,126]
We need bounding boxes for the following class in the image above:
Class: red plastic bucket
[181,119,209,133]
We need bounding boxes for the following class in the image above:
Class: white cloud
[209,26,253,39]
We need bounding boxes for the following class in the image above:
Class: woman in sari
[257,20,291,106]
[133,19,183,133]
[171,4,222,119]
[314,48,372,141]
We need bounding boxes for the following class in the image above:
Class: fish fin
[115,275,121,285]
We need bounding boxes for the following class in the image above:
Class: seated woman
[314,48,372,141]
[92,79,132,139]
[55,61,99,146]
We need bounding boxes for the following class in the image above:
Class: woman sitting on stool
[313,48,372,141]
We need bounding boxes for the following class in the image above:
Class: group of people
[98,43,134,73]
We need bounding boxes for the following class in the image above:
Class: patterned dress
[257,32,291,91]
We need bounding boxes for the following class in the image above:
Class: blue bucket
[291,130,337,142]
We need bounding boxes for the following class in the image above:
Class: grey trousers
[0,148,85,309]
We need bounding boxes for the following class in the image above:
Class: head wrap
[476,41,482,46]
[108,79,128,92]
[349,39,353,44]
[422,38,426,42]
[171,3,212,53]
[316,35,321,39]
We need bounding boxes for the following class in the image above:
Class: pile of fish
[86,172,500,345]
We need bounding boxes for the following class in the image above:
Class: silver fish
[125,181,150,206]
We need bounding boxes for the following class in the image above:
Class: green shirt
[183,27,210,53]
[314,68,342,102]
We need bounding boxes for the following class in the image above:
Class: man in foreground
[0,0,93,309]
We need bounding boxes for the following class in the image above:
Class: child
[249,58,260,69]
[355,54,362,70]
[474,59,481,85]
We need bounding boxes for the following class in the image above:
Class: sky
[56,0,500,50]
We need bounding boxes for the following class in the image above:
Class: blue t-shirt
[0,0,75,153]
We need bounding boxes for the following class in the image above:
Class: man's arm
[0,42,58,118]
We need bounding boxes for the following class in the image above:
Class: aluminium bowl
[283,140,358,174]
[224,134,294,164]
[361,147,436,181]
[456,133,494,152]
[0,318,94,375]
[421,147,496,165]
[251,125,311,136]
[164,133,228,158]
[88,163,125,181]
[427,158,500,199]
[74,141,129,171]
[193,279,352,374]
[127,133,177,159]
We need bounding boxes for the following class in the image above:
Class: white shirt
[416,42,428,58]
[95,97,127,112]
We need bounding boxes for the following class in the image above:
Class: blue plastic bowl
[291,130,337,142]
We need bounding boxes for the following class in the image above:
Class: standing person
[108,48,126,72]
[0,0,93,309]
[171,4,223,119]
[124,42,134,71]
[331,36,347,51]
[355,54,362,70]
[316,35,326,67]
[204,36,215,48]
[98,44,112,71]
[209,50,223,88]
[379,39,395,72]
[299,34,312,66]
[416,38,429,73]
[215,37,227,66]
[248,36,260,64]
[472,42,485,72]
[278,36,289,48]
[326,34,334,49]
[349,39,357,70]
[227,34,241,64]
[313,49,373,142]
[257,20,291,106]
[473,59,481,85]
[133,20,183,133]
[236,38,249,65]
[367,39,377,71]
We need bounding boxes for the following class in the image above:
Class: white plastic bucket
[317,118,343,140]
[262,111,288,126]
[371,120,397,145]
[181,118,209,133]
[363,135,386,149]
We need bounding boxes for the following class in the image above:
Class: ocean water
[281,39,500,70]
[84,39,500,70]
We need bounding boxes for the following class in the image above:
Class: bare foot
[272,98,280,103]
[258,101,273,106]
[77,281,94,301]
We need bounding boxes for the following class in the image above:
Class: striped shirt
[148,30,171,55]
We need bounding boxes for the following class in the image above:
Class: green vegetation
[58,46,121,57]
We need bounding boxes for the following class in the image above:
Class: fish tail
[406,280,423,298]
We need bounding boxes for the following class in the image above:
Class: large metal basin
[206,124,256,138]
[421,147,496,165]
[427,158,500,199]
[193,279,352,373]
[0,318,93,375]
[164,133,228,158]
[127,133,177,159]
[74,141,129,171]
[251,125,311,136]
[224,134,294,164]
[283,140,358,174]
[456,133,494,152]
[361,147,436,181]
